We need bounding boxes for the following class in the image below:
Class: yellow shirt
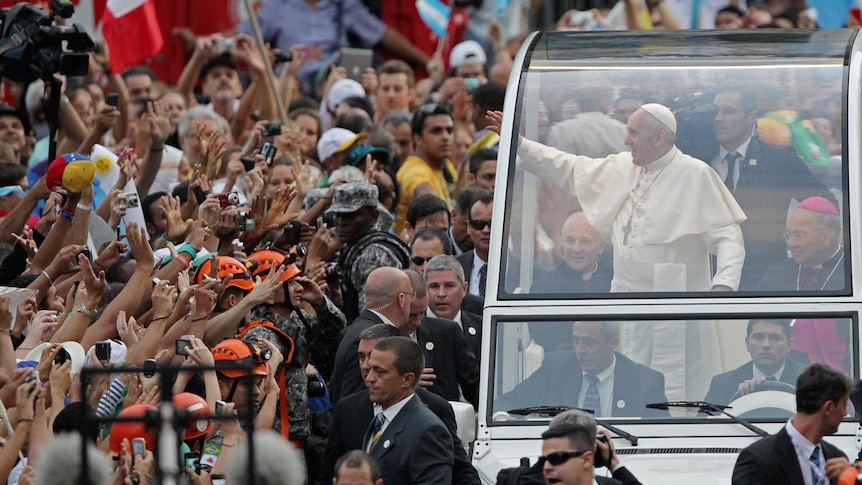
[393,156,456,234]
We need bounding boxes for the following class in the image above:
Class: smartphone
[184,452,201,473]
[175,336,193,356]
[142,358,157,378]
[260,142,277,166]
[106,93,120,108]
[240,156,256,172]
[263,122,282,137]
[95,342,111,365]
[54,349,70,365]
[193,186,209,205]
[215,400,226,415]
[211,474,226,485]
[132,437,146,456]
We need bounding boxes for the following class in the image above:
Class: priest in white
[486,104,746,400]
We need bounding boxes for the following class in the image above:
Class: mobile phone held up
[261,142,277,166]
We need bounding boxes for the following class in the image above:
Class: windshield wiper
[646,401,768,437]
[506,406,639,446]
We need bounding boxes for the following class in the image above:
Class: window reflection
[501,64,847,298]
[492,318,854,421]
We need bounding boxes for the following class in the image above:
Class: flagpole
[242,0,288,123]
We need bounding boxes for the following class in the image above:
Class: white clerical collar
[719,133,753,162]
[809,245,843,270]
[753,362,785,381]
[368,309,397,328]
[644,146,677,172]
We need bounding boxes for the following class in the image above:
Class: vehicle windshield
[490,317,857,422]
[496,29,853,299]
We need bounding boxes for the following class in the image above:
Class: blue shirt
[238,0,387,94]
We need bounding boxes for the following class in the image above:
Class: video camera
[0,1,95,82]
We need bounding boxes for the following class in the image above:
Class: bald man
[532,212,612,294]
[329,267,415,403]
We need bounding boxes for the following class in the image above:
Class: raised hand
[161,195,192,243]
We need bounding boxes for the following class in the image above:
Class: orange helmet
[194,256,254,291]
[109,403,157,454]
[247,250,301,283]
[211,338,268,379]
[173,392,213,439]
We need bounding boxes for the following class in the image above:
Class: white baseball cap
[327,79,365,112]
[317,128,368,162]
[449,40,487,68]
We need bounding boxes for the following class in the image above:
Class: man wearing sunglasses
[457,193,494,298]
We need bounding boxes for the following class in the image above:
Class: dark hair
[541,423,594,451]
[0,162,26,186]
[53,402,100,443]
[746,319,791,340]
[471,81,506,112]
[121,65,157,83]
[455,187,491,216]
[373,336,424,388]
[200,53,237,80]
[469,148,498,176]
[406,194,450,228]
[340,96,375,121]
[288,107,321,134]
[289,97,320,112]
[717,5,745,18]
[716,89,758,114]
[359,323,403,342]
[378,60,415,88]
[335,450,381,482]
[468,192,494,221]
[411,103,452,135]
[141,191,168,225]
[334,109,372,134]
[795,363,852,414]
[411,227,453,255]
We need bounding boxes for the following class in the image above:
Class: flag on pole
[101,0,164,72]
[416,0,451,38]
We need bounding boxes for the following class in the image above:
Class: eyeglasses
[537,450,587,467]
[469,219,492,231]
[411,256,434,266]
[401,291,416,302]
[783,231,810,242]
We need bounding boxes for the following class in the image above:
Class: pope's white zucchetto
[640,103,677,135]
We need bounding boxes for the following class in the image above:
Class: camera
[193,186,209,205]
[263,122,282,137]
[132,437,146,456]
[236,213,255,232]
[285,243,306,264]
[184,452,201,474]
[250,343,272,362]
[80,247,91,261]
[240,156,256,172]
[325,262,343,280]
[95,341,111,366]
[123,192,140,208]
[465,78,480,91]
[216,192,240,208]
[54,348,70,365]
[105,93,119,108]
[128,473,140,485]
[215,400,226,415]
[260,142,277,166]
[215,37,236,53]
[308,379,326,398]
[175,335,194,356]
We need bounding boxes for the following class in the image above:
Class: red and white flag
[101,0,164,73]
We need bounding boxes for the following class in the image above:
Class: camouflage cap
[326,182,379,215]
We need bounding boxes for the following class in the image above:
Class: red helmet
[108,403,157,454]
[247,250,301,283]
[211,338,268,379]
[194,256,254,291]
[173,392,213,439]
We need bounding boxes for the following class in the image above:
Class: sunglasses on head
[410,256,434,266]
[469,219,491,231]
[537,450,587,466]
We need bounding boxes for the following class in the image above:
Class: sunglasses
[411,256,434,266]
[469,219,491,231]
[537,450,587,467]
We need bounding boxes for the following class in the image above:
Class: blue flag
[416,0,451,38]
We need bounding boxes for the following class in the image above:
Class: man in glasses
[532,211,611,295]
[457,192,493,297]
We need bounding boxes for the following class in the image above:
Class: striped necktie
[810,446,827,485]
[368,412,386,451]
[583,374,602,416]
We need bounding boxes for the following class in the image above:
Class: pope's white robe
[516,139,747,401]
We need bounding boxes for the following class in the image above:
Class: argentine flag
[416,0,451,38]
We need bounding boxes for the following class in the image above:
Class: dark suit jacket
[732,427,846,485]
[493,351,669,417]
[495,460,641,485]
[460,311,483,360]
[456,250,522,296]
[363,394,454,485]
[712,137,833,291]
[316,388,479,485]
[417,316,481,408]
[462,293,484,317]
[329,310,384,403]
[704,358,808,405]
[757,251,845,292]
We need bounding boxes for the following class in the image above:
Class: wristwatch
[76,304,97,319]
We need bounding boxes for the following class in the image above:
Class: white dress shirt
[576,356,616,417]
[469,252,487,296]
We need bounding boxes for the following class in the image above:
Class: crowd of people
[0,0,856,484]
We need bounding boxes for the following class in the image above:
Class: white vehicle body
[473,29,862,484]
